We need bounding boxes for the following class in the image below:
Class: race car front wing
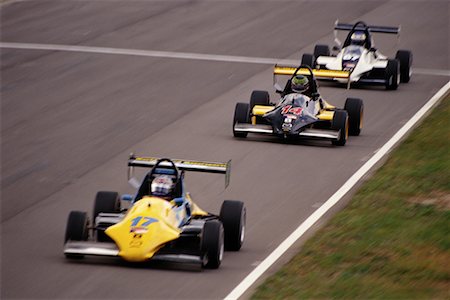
[64,241,204,265]
[234,123,341,140]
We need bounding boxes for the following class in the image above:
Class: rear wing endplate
[128,155,231,187]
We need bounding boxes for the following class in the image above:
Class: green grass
[252,96,450,299]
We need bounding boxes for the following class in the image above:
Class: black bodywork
[261,65,334,138]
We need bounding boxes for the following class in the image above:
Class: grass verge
[252,96,450,299]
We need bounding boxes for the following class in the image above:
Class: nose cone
[105,197,181,262]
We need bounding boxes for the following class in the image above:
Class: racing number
[281,105,302,115]
[131,216,157,227]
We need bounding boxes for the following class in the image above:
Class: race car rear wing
[128,155,231,187]
[273,65,350,79]
[273,65,351,89]
[334,21,400,34]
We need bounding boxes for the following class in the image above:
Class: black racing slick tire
[301,53,315,68]
[396,50,413,83]
[202,220,224,269]
[344,98,364,136]
[220,200,246,251]
[385,59,400,90]
[65,211,89,243]
[233,102,250,138]
[314,44,330,58]
[93,191,120,242]
[332,110,349,146]
[250,90,270,110]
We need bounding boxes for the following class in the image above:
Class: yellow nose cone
[105,197,181,262]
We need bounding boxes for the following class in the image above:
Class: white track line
[1,42,449,76]
[0,42,297,65]
[224,81,450,300]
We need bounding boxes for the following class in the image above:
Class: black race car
[232,65,363,146]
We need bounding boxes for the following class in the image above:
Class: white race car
[301,20,412,90]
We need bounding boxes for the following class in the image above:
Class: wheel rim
[219,240,224,262]
[345,118,349,140]
[359,109,364,130]
[240,209,246,243]
[240,224,245,244]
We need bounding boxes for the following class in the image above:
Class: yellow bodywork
[251,101,337,122]
[105,196,183,262]
[186,193,208,217]
[252,105,274,116]
[316,100,336,120]
[105,194,208,262]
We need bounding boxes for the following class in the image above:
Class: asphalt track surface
[1,1,449,299]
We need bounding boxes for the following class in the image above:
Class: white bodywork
[316,46,388,84]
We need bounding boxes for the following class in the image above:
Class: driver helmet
[151,175,174,199]
[350,31,366,46]
[291,75,309,93]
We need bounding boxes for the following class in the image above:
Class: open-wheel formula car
[63,155,245,269]
[300,20,412,90]
[233,65,363,146]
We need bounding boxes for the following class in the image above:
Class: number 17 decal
[131,216,158,227]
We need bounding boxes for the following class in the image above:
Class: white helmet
[350,31,366,46]
[151,175,174,198]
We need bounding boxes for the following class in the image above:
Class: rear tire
[332,110,348,146]
[301,53,315,68]
[233,102,250,138]
[220,200,246,251]
[250,90,270,110]
[93,191,120,242]
[202,220,224,269]
[385,59,400,90]
[314,44,330,58]
[396,50,412,83]
[344,98,364,136]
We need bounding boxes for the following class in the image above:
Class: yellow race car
[233,65,364,146]
[64,155,245,269]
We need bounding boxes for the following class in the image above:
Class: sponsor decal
[134,157,226,169]
[130,216,158,233]
[129,240,143,248]
[130,227,148,234]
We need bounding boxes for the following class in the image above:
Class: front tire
[233,102,250,138]
[396,50,412,83]
[301,53,315,68]
[65,211,89,243]
[332,110,348,146]
[202,220,224,269]
[385,59,400,90]
[65,211,89,259]
[220,200,246,251]
[344,98,364,136]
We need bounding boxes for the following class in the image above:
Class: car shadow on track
[62,256,203,272]
[231,136,338,148]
